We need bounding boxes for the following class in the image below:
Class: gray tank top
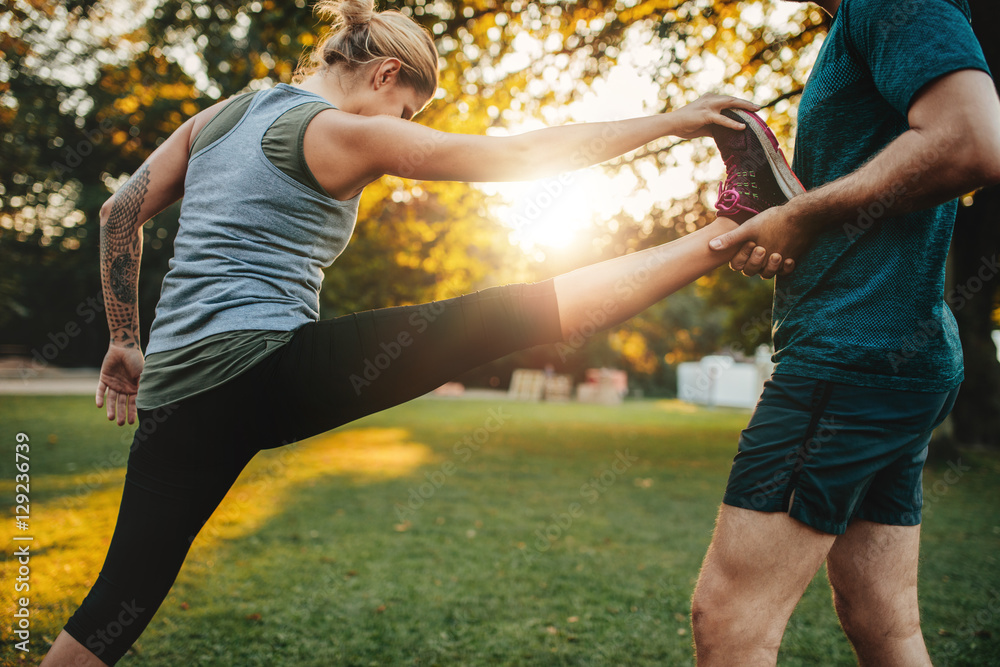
[145,84,360,355]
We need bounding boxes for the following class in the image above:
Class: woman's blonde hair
[296,0,439,99]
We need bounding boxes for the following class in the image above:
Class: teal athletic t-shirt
[772,0,991,392]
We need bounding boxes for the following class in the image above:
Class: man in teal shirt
[696,0,1000,665]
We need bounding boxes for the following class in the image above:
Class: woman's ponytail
[296,0,439,98]
[315,0,375,32]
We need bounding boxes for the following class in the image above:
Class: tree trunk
[940,0,1000,449]
[949,190,1000,448]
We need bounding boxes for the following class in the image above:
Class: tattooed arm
[96,101,233,425]
[100,166,150,349]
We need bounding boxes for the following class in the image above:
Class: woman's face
[352,60,432,121]
[376,82,431,121]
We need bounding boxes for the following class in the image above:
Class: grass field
[2,395,999,666]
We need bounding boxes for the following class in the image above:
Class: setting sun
[487,172,599,250]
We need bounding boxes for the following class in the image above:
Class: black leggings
[64,281,562,664]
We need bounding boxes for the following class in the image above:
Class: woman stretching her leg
[42,0,794,663]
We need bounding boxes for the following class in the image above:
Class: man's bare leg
[691,505,837,667]
[827,520,930,667]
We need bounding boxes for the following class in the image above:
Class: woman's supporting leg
[41,631,107,666]
[553,216,739,339]
[45,376,278,666]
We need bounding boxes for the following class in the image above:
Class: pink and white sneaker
[711,108,805,224]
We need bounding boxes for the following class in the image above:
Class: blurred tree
[1,0,822,384]
[506,0,826,385]
[20,0,993,415]
[0,0,518,365]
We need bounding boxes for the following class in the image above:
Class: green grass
[2,395,999,666]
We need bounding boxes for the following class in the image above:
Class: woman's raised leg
[553,216,741,339]
[269,216,745,440]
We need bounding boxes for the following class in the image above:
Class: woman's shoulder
[188,92,259,155]
[301,107,391,201]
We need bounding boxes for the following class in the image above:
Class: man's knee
[690,594,712,639]
[692,584,784,665]
[691,573,738,659]
[691,576,781,647]
[831,584,862,637]
[691,574,726,635]
[691,588,725,657]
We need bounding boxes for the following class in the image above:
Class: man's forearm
[100,164,150,349]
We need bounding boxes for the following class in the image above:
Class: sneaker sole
[728,109,806,200]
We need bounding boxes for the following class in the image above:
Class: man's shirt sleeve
[845,0,991,116]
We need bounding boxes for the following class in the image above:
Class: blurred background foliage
[1,0,998,444]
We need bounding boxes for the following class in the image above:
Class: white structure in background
[677,346,774,409]
[994,331,1000,361]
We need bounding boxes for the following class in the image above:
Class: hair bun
[296,0,438,97]
[315,0,375,29]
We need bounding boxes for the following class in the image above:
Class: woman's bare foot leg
[553,217,741,338]
[41,630,107,667]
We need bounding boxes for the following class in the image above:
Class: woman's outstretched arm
[307,94,758,199]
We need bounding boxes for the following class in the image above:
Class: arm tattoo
[100,165,150,347]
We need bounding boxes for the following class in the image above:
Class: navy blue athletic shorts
[723,374,960,535]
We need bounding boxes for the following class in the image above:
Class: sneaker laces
[716,156,757,217]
